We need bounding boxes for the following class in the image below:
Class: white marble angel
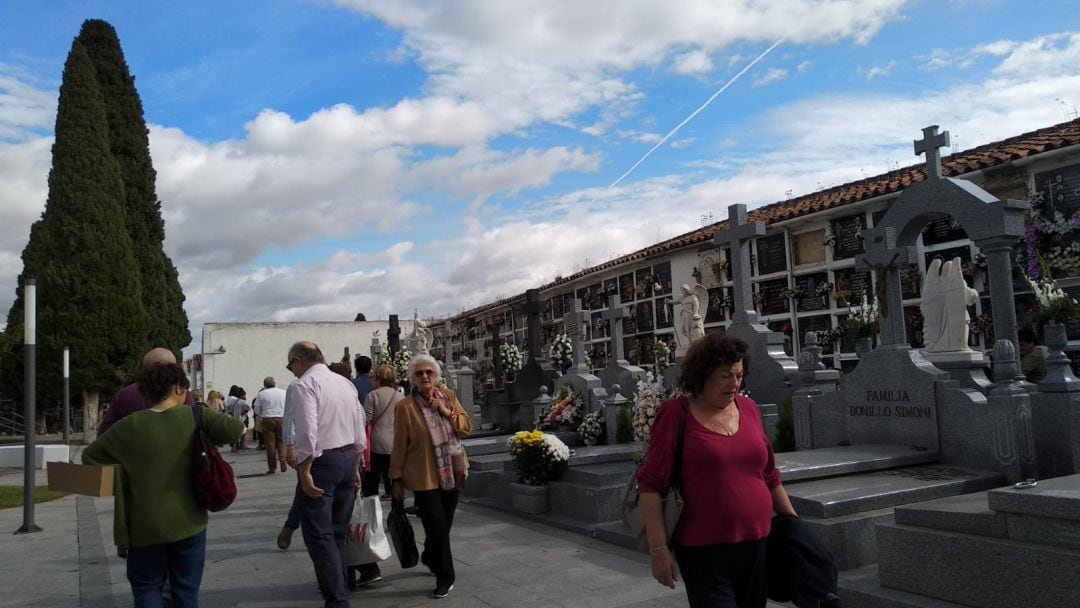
[679,283,708,344]
[920,257,978,352]
[410,309,435,354]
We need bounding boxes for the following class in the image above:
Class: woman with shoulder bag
[637,333,797,608]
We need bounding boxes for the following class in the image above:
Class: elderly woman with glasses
[389,354,472,600]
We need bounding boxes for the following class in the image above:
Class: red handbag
[191,406,237,512]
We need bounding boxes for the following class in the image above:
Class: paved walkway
[0,449,733,608]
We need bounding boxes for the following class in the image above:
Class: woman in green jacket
[83,362,243,608]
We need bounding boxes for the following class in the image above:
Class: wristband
[649,546,669,554]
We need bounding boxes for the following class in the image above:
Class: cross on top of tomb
[602,294,627,362]
[565,298,590,370]
[522,289,544,361]
[712,203,765,323]
[914,125,951,181]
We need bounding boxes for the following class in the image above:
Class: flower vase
[855,337,873,357]
[1041,321,1080,388]
[510,482,549,514]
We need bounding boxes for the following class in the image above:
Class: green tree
[76,19,190,354]
[2,41,148,409]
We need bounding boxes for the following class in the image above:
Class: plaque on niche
[656,297,674,329]
[1034,163,1080,217]
[794,272,829,312]
[604,277,618,297]
[831,215,865,260]
[636,300,654,332]
[706,287,726,323]
[697,249,725,289]
[792,230,826,266]
[924,246,971,276]
[900,264,921,299]
[756,233,788,275]
[798,315,833,355]
[635,268,654,300]
[833,268,873,306]
[758,278,790,315]
[619,273,635,302]
[921,216,968,246]
[653,261,672,296]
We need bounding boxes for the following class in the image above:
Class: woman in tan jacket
[390,354,472,599]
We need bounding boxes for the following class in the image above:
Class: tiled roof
[443,118,1080,323]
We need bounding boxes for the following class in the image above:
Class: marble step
[875,522,1080,608]
[785,464,1005,518]
[776,445,938,483]
[891,491,1007,539]
[986,472,1080,521]
[559,461,638,485]
[839,564,967,608]
[548,479,625,524]
[462,434,513,456]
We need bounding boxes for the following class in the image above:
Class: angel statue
[920,257,978,352]
[679,283,708,346]
[410,309,435,354]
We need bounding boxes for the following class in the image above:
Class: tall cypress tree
[2,41,148,407]
[76,19,191,354]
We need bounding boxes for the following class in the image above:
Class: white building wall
[200,321,414,396]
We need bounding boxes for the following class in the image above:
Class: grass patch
[0,485,68,509]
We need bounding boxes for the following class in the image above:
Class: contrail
[609,38,785,188]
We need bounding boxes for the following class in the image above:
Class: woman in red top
[638,333,797,607]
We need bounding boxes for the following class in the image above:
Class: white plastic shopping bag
[347,494,392,565]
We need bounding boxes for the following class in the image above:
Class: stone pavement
[0,447,796,608]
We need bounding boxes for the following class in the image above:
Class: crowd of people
[83,342,472,607]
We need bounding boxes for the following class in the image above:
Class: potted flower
[1025,271,1079,350]
[834,288,853,307]
[844,294,879,354]
[632,374,682,453]
[549,333,573,373]
[537,385,584,444]
[815,281,834,306]
[578,411,604,447]
[779,286,806,301]
[506,430,570,514]
[498,343,523,381]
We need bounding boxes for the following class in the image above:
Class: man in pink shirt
[287,341,365,608]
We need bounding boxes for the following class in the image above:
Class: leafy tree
[2,41,148,408]
[76,19,190,353]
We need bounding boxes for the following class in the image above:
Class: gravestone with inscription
[554,299,607,415]
[713,204,798,409]
[596,294,646,400]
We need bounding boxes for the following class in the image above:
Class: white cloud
[796,60,812,75]
[671,50,714,76]
[987,32,1080,77]
[0,64,55,142]
[752,67,789,87]
[864,60,897,79]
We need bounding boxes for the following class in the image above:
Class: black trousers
[361,453,392,498]
[414,489,459,587]
[674,538,768,608]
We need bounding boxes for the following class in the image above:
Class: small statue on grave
[410,309,434,354]
[921,257,978,352]
[679,283,708,344]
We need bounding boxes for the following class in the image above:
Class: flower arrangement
[845,294,880,339]
[711,259,730,281]
[1025,210,1080,278]
[652,339,672,371]
[815,282,834,298]
[537,385,584,431]
[507,430,570,485]
[392,347,413,389]
[632,374,680,445]
[499,343,523,377]
[969,313,993,334]
[549,333,573,372]
[905,307,924,332]
[833,288,853,306]
[780,286,806,301]
[578,411,604,446]
[1025,271,1079,326]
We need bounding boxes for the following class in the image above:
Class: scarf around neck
[414,387,467,490]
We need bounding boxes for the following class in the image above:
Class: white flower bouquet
[549,333,573,371]
[578,411,604,445]
[507,430,570,485]
[499,342,523,376]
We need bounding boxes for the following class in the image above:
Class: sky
[1,0,1080,357]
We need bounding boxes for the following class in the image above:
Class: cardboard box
[47,462,115,497]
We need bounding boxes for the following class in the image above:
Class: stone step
[875,522,1080,608]
[892,491,1007,539]
[462,434,513,456]
[548,480,625,524]
[839,564,968,608]
[564,443,640,468]
[468,452,513,471]
[986,472,1080,521]
[593,520,638,550]
[558,460,638,485]
[799,508,895,571]
[785,464,1005,518]
[776,445,939,483]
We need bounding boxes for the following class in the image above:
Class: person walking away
[638,333,800,608]
[99,348,195,435]
[390,354,472,599]
[82,362,244,607]
[353,363,404,587]
[254,377,288,474]
[226,387,251,451]
[287,341,366,608]
[353,355,374,404]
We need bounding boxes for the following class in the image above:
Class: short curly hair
[679,333,749,396]
[137,362,191,405]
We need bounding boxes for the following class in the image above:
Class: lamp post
[62,348,70,444]
[16,278,41,534]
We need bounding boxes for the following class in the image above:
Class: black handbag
[386,500,419,568]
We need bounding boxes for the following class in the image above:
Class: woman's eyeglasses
[415,369,436,377]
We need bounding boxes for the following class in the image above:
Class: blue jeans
[298,449,356,608]
[674,538,767,608]
[126,529,207,608]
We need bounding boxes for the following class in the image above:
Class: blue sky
[1,0,1079,354]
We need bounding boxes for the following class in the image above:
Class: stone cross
[855,226,917,347]
[565,298,590,371]
[522,288,545,362]
[914,125,950,181]
[602,294,627,363]
[712,203,766,324]
[387,314,401,358]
